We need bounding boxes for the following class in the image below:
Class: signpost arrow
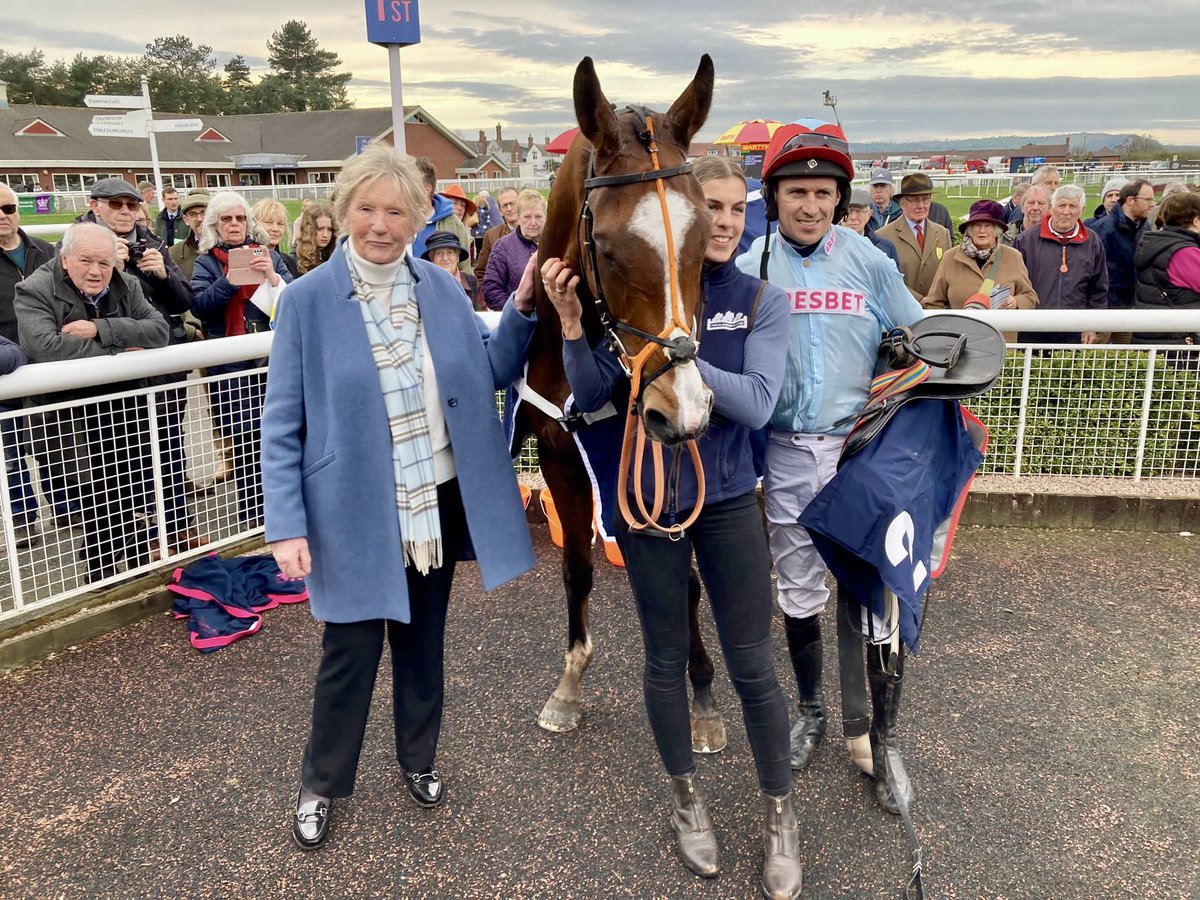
[88,122,147,138]
[151,118,204,133]
[84,94,149,109]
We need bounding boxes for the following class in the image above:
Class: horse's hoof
[538,696,582,733]
[691,714,727,754]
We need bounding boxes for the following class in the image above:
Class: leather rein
[576,110,705,537]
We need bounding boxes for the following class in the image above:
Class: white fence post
[1133,349,1158,481]
[1013,347,1034,478]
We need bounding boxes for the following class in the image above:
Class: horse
[512,55,728,752]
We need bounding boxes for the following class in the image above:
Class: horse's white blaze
[628,188,696,328]
[628,190,711,433]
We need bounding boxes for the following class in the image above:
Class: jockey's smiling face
[775,176,839,245]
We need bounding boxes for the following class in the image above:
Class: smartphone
[227,246,267,285]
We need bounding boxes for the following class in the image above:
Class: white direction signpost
[152,118,203,134]
[82,80,200,205]
[84,94,149,109]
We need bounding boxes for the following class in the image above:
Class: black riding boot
[867,644,914,815]
[783,613,825,770]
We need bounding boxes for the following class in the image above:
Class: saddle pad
[800,399,984,652]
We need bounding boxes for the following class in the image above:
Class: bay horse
[514,55,727,751]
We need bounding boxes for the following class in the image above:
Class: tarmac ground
[1,524,1197,899]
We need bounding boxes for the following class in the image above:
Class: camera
[126,239,148,263]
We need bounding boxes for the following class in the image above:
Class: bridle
[575,106,706,536]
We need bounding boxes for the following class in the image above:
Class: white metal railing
[2,311,1198,627]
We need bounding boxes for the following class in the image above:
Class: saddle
[839,314,1005,461]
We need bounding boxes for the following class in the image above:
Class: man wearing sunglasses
[0,183,58,549]
[73,177,208,555]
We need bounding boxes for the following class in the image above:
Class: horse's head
[570,55,715,445]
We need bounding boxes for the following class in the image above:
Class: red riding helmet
[761,117,855,223]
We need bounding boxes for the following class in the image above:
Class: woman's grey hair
[333,141,427,236]
[1161,181,1189,200]
[1051,184,1086,207]
[1032,165,1061,185]
[198,191,269,253]
[61,222,119,258]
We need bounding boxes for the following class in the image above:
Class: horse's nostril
[643,407,672,436]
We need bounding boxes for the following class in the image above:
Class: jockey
[736,118,925,813]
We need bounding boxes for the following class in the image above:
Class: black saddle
[840,314,1005,461]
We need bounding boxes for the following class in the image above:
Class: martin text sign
[365,0,420,45]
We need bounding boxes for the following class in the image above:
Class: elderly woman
[192,192,294,526]
[481,188,545,311]
[421,230,480,308]
[1135,191,1200,356]
[252,199,297,279]
[924,199,1038,341]
[290,203,337,276]
[261,142,537,851]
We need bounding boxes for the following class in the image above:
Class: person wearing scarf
[191,192,294,526]
[261,142,537,852]
[923,199,1038,342]
[1013,184,1109,345]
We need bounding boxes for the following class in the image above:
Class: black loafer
[406,768,444,808]
[292,791,332,850]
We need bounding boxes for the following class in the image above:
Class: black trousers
[617,490,792,796]
[301,479,467,798]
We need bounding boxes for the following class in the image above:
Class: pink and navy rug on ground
[168,554,308,653]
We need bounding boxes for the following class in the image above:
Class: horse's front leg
[687,567,727,753]
[537,452,596,733]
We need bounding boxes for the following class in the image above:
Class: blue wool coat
[261,242,537,624]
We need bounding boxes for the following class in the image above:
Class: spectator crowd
[1,154,1199,583]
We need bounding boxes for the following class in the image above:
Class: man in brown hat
[877,172,952,301]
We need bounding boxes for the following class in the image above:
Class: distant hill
[854,132,1139,153]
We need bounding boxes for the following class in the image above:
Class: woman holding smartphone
[191,192,293,527]
[536,157,802,899]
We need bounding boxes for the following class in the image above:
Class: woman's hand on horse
[271,537,312,580]
[540,258,584,340]
[512,255,538,314]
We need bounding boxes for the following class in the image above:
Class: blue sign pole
[365,0,421,155]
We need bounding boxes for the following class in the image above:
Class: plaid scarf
[347,255,442,575]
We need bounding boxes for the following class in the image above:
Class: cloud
[0,18,147,55]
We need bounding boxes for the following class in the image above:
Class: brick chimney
[495,123,502,142]
[527,133,534,150]
[478,129,486,154]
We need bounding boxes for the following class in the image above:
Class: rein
[577,111,705,537]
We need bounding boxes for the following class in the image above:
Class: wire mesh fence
[2,342,1197,626]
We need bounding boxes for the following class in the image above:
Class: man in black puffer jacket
[1133,191,1200,356]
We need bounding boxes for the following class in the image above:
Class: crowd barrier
[1,311,1197,629]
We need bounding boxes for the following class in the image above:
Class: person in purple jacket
[538,157,802,898]
[481,189,545,311]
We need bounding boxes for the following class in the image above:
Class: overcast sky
[5,1,1199,146]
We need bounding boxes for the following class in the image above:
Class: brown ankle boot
[669,774,720,878]
[761,792,803,900]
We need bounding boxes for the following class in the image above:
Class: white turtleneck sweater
[347,241,456,484]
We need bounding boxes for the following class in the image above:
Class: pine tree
[265,20,352,111]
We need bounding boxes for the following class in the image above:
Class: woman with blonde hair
[262,142,538,851]
[538,153,801,896]
[291,203,337,276]
[252,198,297,278]
[481,188,545,310]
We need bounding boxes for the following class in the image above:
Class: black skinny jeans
[617,490,792,796]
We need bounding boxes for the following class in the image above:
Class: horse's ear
[574,57,619,151]
[663,54,714,150]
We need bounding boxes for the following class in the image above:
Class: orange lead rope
[614,116,706,537]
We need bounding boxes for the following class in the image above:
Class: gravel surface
[1,526,1197,898]
[972,474,1200,499]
